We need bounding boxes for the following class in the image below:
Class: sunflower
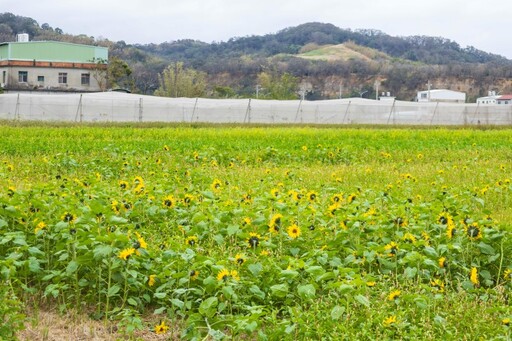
[190,270,199,281]
[148,275,156,287]
[307,191,318,202]
[430,278,445,293]
[504,269,512,281]
[383,315,397,327]
[34,221,46,234]
[163,145,170,151]
[135,232,147,249]
[162,195,175,208]
[503,318,511,326]
[118,248,135,261]
[327,203,340,217]
[347,194,357,203]
[470,267,479,286]
[331,193,343,203]
[182,194,194,206]
[269,188,279,197]
[230,270,240,281]
[269,213,282,232]
[247,232,261,248]
[186,236,198,247]
[387,290,401,301]
[217,268,230,282]
[234,253,246,265]
[438,257,447,268]
[61,212,76,223]
[118,180,129,189]
[155,321,169,334]
[287,224,301,239]
[384,241,398,257]
[465,222,482,240]
[446,222,456,239]
[242,217,252,226]
[211,179,222,191]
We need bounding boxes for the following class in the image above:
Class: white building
[497,95,512,105]
[417,89,466,103]
[477,93,500,105]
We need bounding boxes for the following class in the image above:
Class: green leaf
[66,261,78,275]
[226,224,241,236]
[107,284,121,297]
[199,297,218,318]
[171,298,184,309]
[270,284,289,298]
[477,242,495,255]
[127,298,138,306]
[154,292,166,299]
[404,267,418,279]
[249,285,265,300]
[109,216,128,224]
[354,294,370,307]
[93,245,113,259]
[331,305,345,320]
[0,219,7,228]
[248,263,263,277]
[297,284,316,300]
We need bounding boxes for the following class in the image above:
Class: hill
[1,14,512,100]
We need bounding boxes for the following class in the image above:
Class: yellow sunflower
[287,224,301,239]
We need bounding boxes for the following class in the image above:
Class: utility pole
[256,84,262,99]
[375,80,380,100]
[426,80,432,102]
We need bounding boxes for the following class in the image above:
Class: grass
[0,122,511,340]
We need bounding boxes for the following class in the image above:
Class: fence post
[430,102,439,125]
[294,99,303,123]
[244,99,251,123]
[75,94,83,122]
[342,101,351,124]
[192,98,198,122]
[15,93,20,120]
[138,98,143,122]
[386,99,396,124]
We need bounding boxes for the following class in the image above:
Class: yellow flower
[234,253,246,265]
[465,222,482,240]
[366,281,376,287]
[247,232,261,248]
[504,269,511,281]
[387,290,401,301]
[230,270,240,281]
[287,224,301,239]
[186,236,198,247]
[217,268,230,282]
[118,180,129,189]
[34,221,46,234]
[242,217,252,226]
[430,278,445,293]
[162,195,175,208]
[438,257,447,268]
[307,191,317,202]
[61,212,76,223]
[163,145,170,151]
[148,275,156,287]
[155,321,169,334]
[383,315,397,327]
[211,179,222,191]
[470,267,479,286]
[135,232,147,249]
[384,241,398,257]
[190,270,199,281]
[118,248,135,261]
[503,318,510,326]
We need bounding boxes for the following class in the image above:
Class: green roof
[0,41,108,63]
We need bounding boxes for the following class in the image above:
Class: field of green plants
[1,123,511,340]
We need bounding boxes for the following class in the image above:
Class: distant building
[0,35,108,93]
[497,95,512,105]
[477,91,500,105]
[379,91,396,101]
[417,89,466,103]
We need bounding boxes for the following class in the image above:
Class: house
[416,89,466,103]
[0,34,108,93]
[497,95,512,105]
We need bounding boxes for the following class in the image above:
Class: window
[81,73,90,85]
[58,72,67,84]
[37,76,45,83]
[2,70,5,84]
[421,93,427,99]
[18,71,28,83]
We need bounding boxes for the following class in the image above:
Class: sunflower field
[1,123,511,340]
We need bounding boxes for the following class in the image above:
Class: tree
[155,62,206,98]
[257,71,299,100]
[107,56,134,90]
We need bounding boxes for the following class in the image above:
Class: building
[416,89,466,103]
[477,91,500,105]
[497,95,512,105]
[0,35,108,93]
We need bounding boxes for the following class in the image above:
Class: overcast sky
[3,0,511,59]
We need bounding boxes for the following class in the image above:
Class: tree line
[2,13,512,100]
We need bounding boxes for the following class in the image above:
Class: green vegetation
[2,13,512,100]
[1,123,511,339]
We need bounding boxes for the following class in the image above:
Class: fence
[1,92,512,125]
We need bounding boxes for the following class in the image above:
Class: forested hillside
[2,13,512,100]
